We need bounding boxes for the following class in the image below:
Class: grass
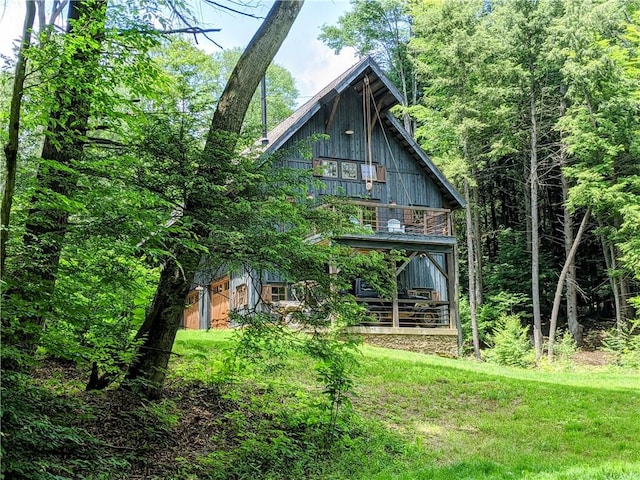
[170,329,640,480]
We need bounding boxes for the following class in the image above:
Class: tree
[2,0,110,363]
[409,0,503,357]
[125,0,306,398]
[1,0,173,367]
[319,0,416,132]
[1,1,36,272]
[556,0,640,329]
[152,41,297,139]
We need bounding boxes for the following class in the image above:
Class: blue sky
[0,1,359,105]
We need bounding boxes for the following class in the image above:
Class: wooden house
[183,57,465,356]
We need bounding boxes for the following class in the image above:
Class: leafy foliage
[485,314,534,368]
[0,372,128,479]
[603,319,640,369]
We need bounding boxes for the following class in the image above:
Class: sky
[0,0,359,106]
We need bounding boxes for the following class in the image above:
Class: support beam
[396,251,418,276]
[424,252,448,279]
[392,290,399,328]
[324,94,341,134]
[446,252,456,330]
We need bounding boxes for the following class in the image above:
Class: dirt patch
[573,350,614,366]
[74,382,238,478]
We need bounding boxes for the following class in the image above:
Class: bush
[485,314,533,368]
[602,319,640,369]
[459,292,531,354]
[0,371,128,479]
[555,330,578,361]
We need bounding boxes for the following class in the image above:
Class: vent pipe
[260,75,268,145]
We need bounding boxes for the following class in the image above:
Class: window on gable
[312,158,385,183]
[361,164,378,182]
[342,162,358,180]
[321,160,338,177]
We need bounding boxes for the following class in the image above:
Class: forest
[1,0,639,479]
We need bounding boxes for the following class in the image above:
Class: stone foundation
[363,333,459,357]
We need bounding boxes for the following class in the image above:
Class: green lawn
[170,329,640,480]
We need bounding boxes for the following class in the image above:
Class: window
[271,285,287,302]
[341,162,358,180]
[361,164,378,181]
[261,284,288,303]
[321,160,338,177]
[312,158,385,183]
[235,284,248,308]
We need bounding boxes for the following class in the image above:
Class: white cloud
[0,1,27,59]
[293,41,359,101]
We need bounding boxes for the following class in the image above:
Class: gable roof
[263,56,464,209]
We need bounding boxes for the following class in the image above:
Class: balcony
[348,201,452,237]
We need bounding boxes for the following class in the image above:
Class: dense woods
[1,0,639,478]
[321,0,639,356]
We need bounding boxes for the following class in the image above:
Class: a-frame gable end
[263,56,403,156]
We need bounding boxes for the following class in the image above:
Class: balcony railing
[348,201,452,237]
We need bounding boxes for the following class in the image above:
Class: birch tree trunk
[600,230,623,328]
[125,0,305,398]
[530,85,543,359]
[548,209,590,360]
[471,171,483,306]
[561,162,581,345]
[559,92,581,345]
[465,178,481,359]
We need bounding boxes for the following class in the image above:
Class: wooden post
[447,251,457,330]
[393,258,400,328]
[392,291,400,328]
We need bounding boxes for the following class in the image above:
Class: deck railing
[348,201,452,237]
[357,297,451,328]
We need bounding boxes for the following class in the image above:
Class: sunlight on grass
[171,330,640,480]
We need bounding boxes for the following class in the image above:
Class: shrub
[602,319,640,369]
[0,371,128,479]
[459,292,531,354]
[485,314,533,368]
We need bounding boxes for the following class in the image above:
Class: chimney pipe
[261,75,268,145]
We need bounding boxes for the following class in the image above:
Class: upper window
[320,160,338,178]
[341,162,358,180]
[313,158,386,182]
[361,164,377,182]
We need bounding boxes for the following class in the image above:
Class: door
[183,290,200,330]
[210,277,230,328]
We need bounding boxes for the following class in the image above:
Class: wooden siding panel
[398,255,448,301]
[279,87,443,208]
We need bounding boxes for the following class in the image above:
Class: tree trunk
[599,228,623,328]
[530,85,542,359]
[2,0,107,356]
[548,208,590,361]
[1,1,36,273]
[125,0,305,399]
[558,90,582,345]
[471,170,483,306]
[561,157,582,346]
[465,178,481,360]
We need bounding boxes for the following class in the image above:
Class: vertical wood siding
[277,88,442,208]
